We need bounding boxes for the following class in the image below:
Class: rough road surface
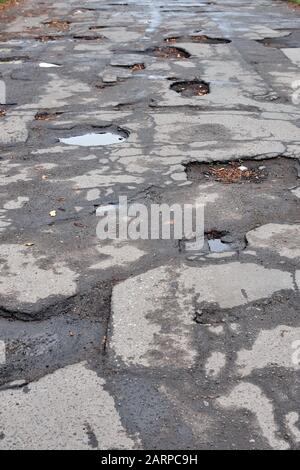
[0,0,300,450]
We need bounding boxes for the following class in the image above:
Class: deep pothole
[35,111,63,121]
[205,229,238,253]
[165,35,231,44]
[43,19,71,31]
[147,46,191,59]
[170,80,210,97]
[73,34,106,41]
[59,126,130,147]
[111,63,145,71]
[0,56,29,64]
[184,160,268,184]
[180,229,245,256]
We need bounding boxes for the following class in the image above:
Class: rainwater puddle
[59,129,129,147]
[0,58,26,65]
[207,238,232,253]
[39,62,61,68]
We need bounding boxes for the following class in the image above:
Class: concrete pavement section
[0,0,299,450]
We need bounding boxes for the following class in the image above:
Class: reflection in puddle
[60,131,128,147]
[207,238,233,253]
[39,62,61,68]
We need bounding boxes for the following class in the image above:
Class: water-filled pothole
[148,46,191,59]
[59,127,129,147]
[0,57,28,65]
[39,62,61,68]
[205,230,234,253]
[170,80,210,97]
[165,35,231,44]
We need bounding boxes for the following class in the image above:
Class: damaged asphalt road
[0,0,300,450]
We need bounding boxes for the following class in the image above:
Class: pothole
[184,160,268,184]
[205,229,236,253]
[39,62,61,68]
[170,79,210,97]
[111,63,145,71]
[35,35,63,42]
[89,26,111,31]
[256,32,300,49]
[43,19,71,31]
[147,46,191,59]
[35,111,63,121]
[59,127,129,147]
[165,35,231,44]
[73,35,106,41]
[190,35,231,44]
[193,304,224,325]
[180,229,245,255]
[0,57,28,65]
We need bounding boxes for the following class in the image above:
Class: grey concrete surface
[0,0,299,450]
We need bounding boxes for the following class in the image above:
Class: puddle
[207,238,232,253]
[170,80,210,97]
[0,57,27,65]
[59,128,129,147]
[205,230,238,253]
[184,161,267,184]
[39,62,61,68]
[148,46,191,59]
[165,35,231,44]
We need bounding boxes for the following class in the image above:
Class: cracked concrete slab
[0,362,139,450]
[217,383,290,450]
[111,261,294,368]
[0,244,78,308]
[246,224,300,259]
[236,325,300,376]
